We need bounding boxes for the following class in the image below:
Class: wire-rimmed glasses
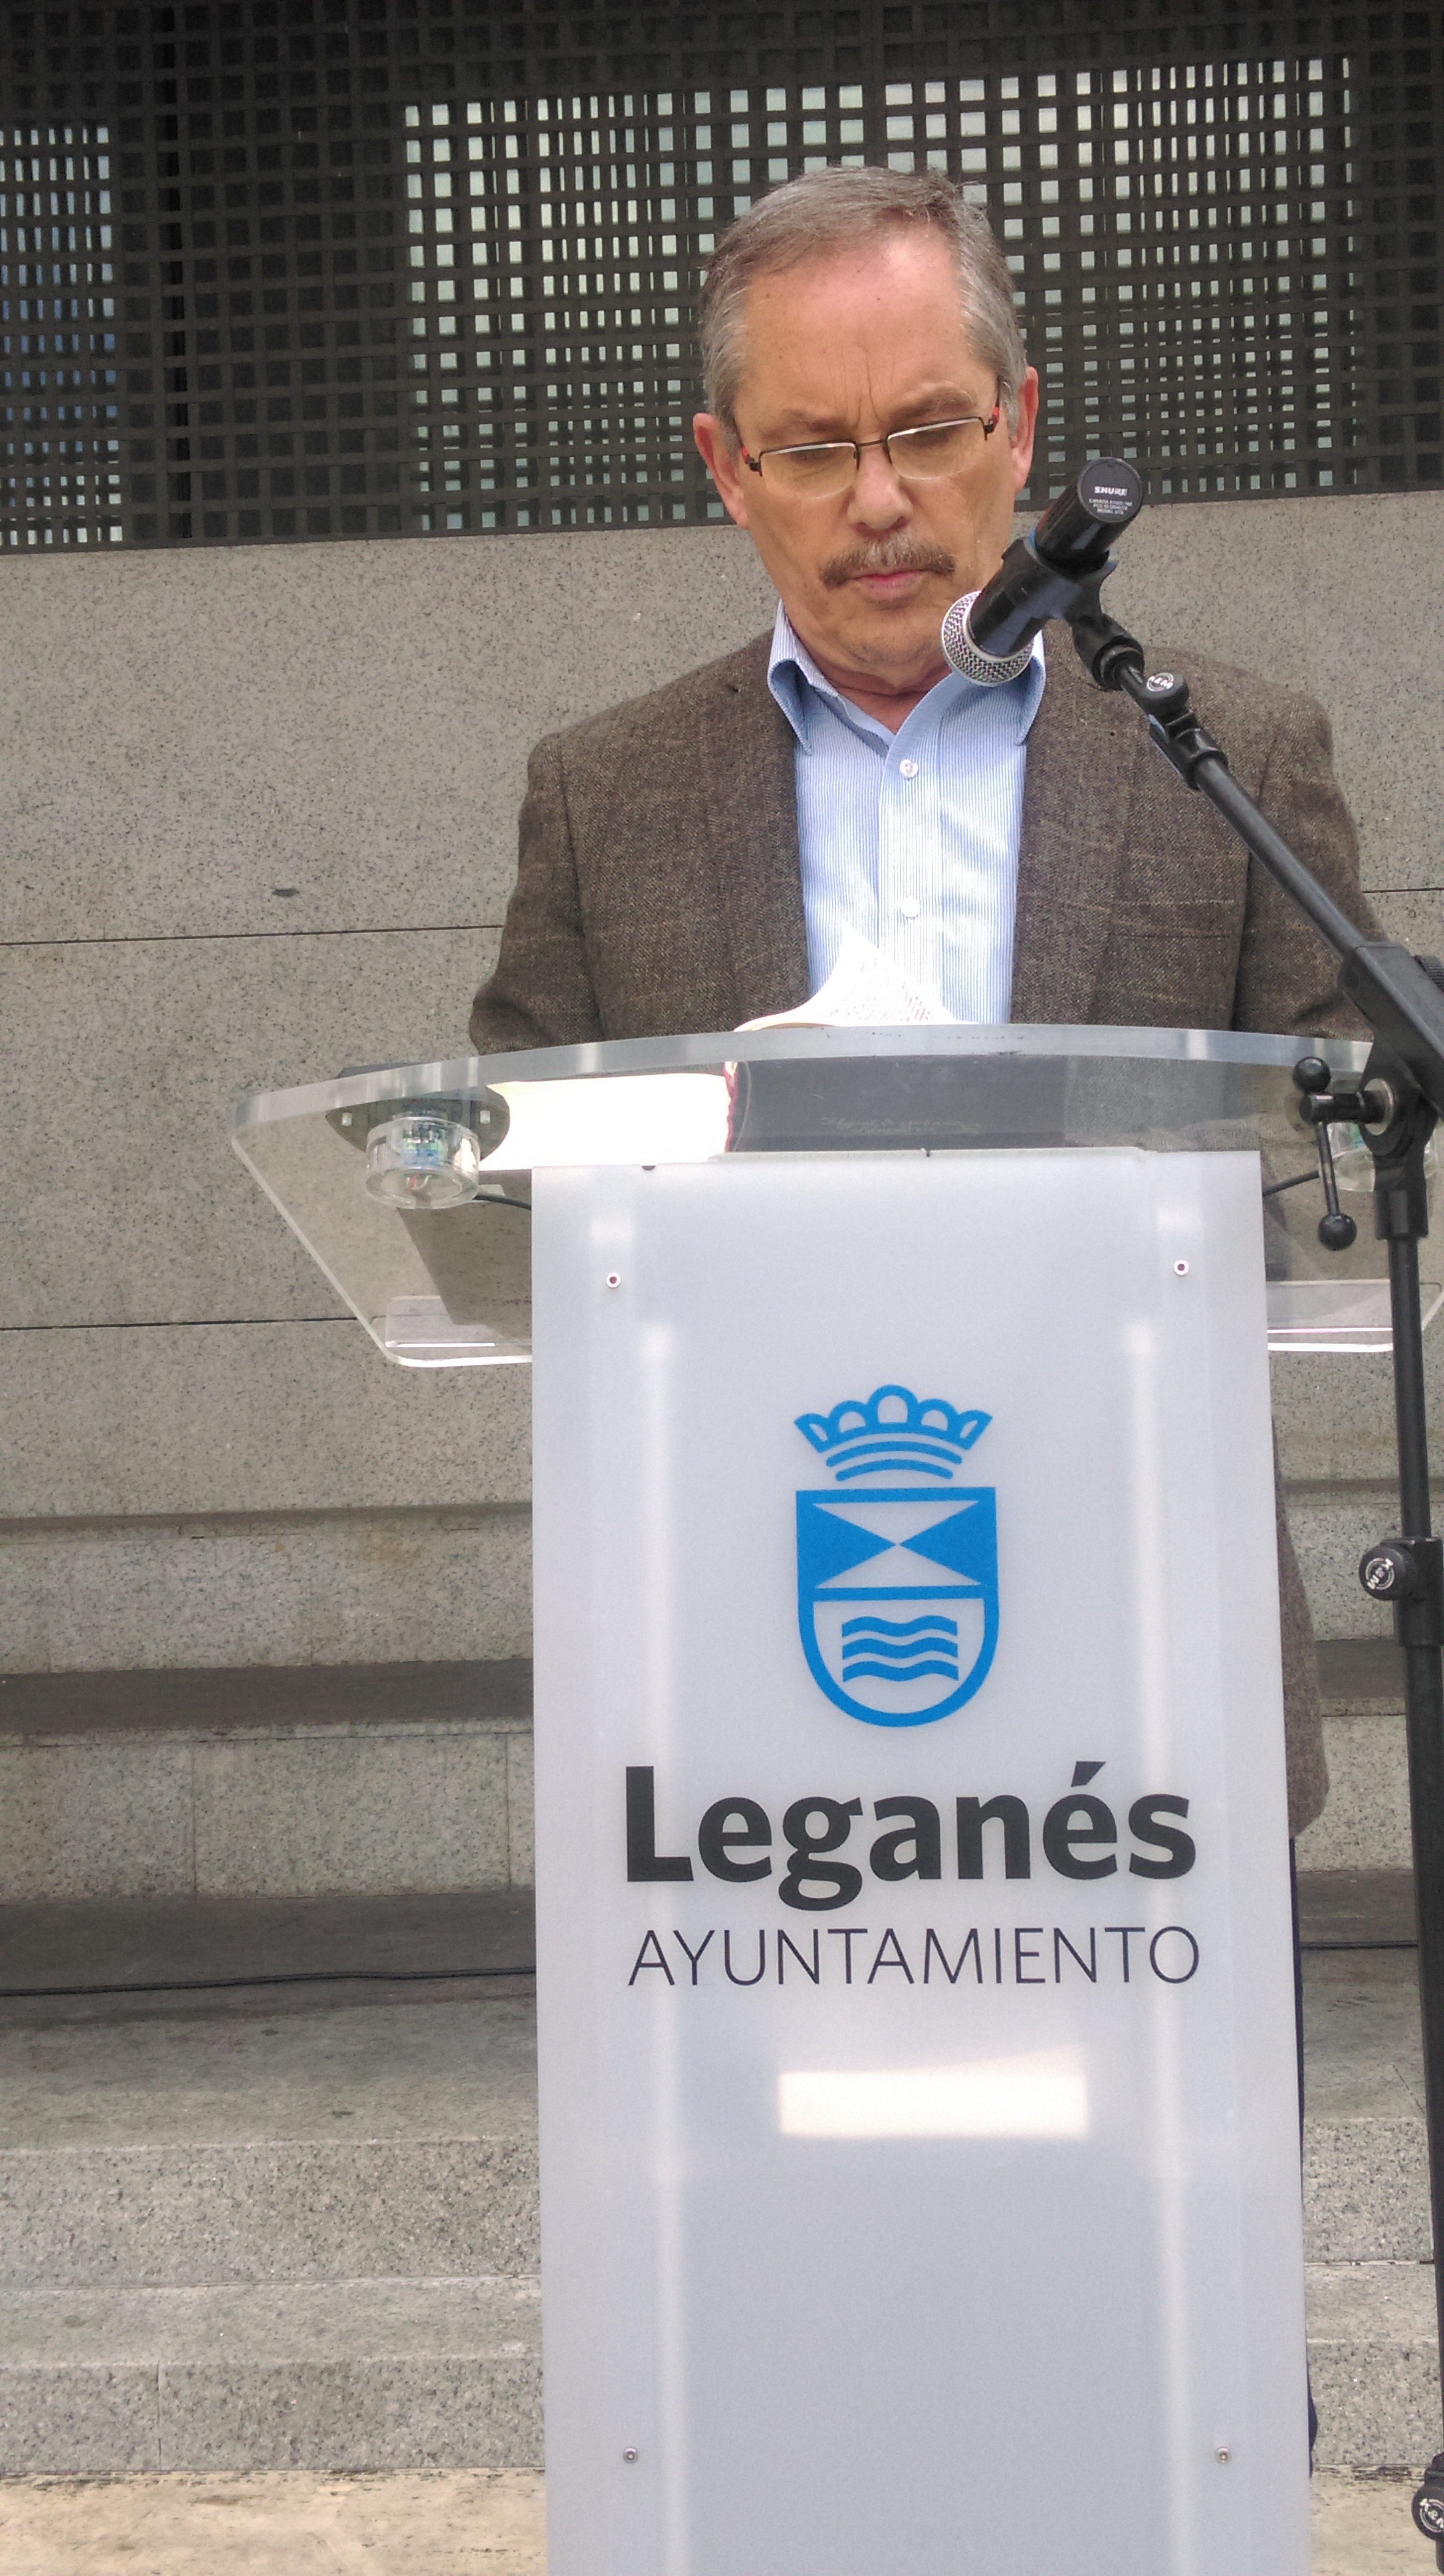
[741,404,1001,500]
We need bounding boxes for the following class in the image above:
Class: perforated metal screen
[2,3,1439,551]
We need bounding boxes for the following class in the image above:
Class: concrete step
[1298,1637,1410,1875]
[0,1906,538,2293]
[0,1635,1406,1903]
[1301,1923,1428,2264]
[0,1886,537,1997]
[0,1878,1432,2475]
[0,1661,535,1900]
[1307,2262,1441,2473]
[0,2275,542,2474]
[1298,1884,1439,2468]
[0,2134,538,2291]
[1298,1866,1415,1945]
[0,1892,542,2472]
[1315,1640,1407,1703]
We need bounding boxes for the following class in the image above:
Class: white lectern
[235,1025,1396,2576]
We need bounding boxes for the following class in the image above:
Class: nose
[848,440,912,530]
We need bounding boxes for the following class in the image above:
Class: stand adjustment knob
[1360,1542,1419,1601]
[1413,2450,1444,2543]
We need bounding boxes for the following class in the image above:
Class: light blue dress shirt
[767,602,1047,1024]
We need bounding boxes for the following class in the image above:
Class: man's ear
[1007,367,1040,496]
[693,413,752,529]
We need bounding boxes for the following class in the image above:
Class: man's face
[693,229,1038,699]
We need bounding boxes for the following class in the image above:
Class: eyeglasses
[741,406,1001,500]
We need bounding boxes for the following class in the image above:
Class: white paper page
[737,928,957,1030]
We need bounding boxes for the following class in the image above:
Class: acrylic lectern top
[233,1021,1429,1369]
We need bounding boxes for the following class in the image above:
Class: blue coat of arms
[795,1386,997,1727]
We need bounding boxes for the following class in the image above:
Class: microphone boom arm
[952,466,1444,2553]
[1057,569,1444,2572]
[1061,594,1444,1122]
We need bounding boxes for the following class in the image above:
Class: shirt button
[898,757,920,778]
[898,896,922,920]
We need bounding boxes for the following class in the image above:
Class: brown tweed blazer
[472,625,1380,1834]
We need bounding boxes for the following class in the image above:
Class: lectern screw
[606,1273,622,1289]
[623,2447,639,2463]
[1215,2448,1231,2464]
[1173,1259,1190,1276]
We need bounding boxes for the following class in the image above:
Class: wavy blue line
[842,1640,957,1665]
[844,1663,958,1683]
[842,1658,960,1684]
[841,1614,959,1638]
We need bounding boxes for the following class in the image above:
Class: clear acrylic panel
[233,1026,1435,1367]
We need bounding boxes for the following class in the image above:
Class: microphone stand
[1051,572,1444,2557]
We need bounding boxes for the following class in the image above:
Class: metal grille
[1,120,119,548]
[0,4,1439,551]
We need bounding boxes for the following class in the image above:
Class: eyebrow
[761,388,988,440]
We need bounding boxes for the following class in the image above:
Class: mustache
[821,537,956,590]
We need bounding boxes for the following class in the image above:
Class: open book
[737,929,957,1031]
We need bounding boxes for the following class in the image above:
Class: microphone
[941,457,1145,685]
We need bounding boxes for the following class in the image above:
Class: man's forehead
[743,357,995,440]
[732,243,993,431]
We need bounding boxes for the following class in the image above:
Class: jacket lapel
[1011,634,1137,1026]
[700,636,812,1023]
[690,626,1137,1032]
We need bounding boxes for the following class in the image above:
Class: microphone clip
[1059,587,1147,695]
[970,529,1119,661]
[1067,607,1229,796]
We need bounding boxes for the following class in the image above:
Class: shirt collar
[767,598,1046,752]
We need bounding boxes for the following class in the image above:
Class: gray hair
[699,165,1027,441]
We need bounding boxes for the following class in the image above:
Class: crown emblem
[795,1384,990,1484]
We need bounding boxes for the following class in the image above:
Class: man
[471,165,1376,1844]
